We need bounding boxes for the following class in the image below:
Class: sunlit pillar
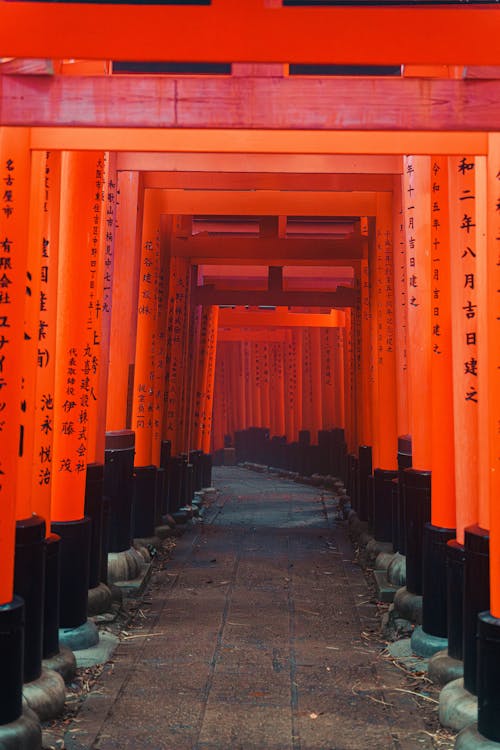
[411,157,456,657]
[473,133,500,745]
[0,128,36,731]
[448,154,489,696]
[51,151,104,646]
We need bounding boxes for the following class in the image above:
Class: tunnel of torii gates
[0,1,500,746]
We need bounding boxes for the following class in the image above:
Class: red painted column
[321,327,335,430]
[51,152,105,522]
[201,306,219,454]
[401,156,433,598]
[29,151,61,528]
[486,136,500,620]
[163,255,191,455]
[0,128,31,602]
[51,151,107,632]
[106,171,143,433]
[449,156,481,543]
[393,176,410,441]
[430,157,456,531]
[131,190,163,469]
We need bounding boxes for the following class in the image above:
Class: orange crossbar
[0,3,499,65]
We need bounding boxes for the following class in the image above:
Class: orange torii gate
[0,4,500,745]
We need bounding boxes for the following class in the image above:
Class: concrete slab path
[65,466,441,750]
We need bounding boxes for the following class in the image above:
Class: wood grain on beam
[0,3,499,65]
[172,236,363,263]
[4,75,500,131]
[30,128,488,156]
[193,286,356,308]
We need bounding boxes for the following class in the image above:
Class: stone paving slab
[64,466,443,750]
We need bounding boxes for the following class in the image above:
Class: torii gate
[0,3,499,747]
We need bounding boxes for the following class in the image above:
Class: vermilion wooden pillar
[106,172,143,433]
[151,216,170,468]
[369,194,399,544]
[400,156,433,599]
[242,341,252,430]
[201,306,218,454]
[411,156,456,656]
[262,341,272,431]
[448,154,489,695]
[274,341,286,437]
[21,151,62,670]
[321,328,335,430]
[0,128,32,727]
[130,189,165,539]
[284,335,296,443]
[473,134,500,744]
[393,176,410,440]
[132,190,163,469]
[51,151,104,636]
[163,255,191,455]
[28,152,61,527]
[485,135,500,621]
[310,327,323,443]
[191,306,205,451]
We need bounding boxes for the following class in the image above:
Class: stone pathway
[65,466,442,750]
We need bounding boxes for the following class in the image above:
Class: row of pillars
[209,148,500,745]
[0,130,216,740]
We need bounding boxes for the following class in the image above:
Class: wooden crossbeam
[0,3,499,65]
[118,154,402,173]
[29,128,488,155]
[218,308,346,328]
[172,235,363,264]
[193,285,357,308]
[3,75,500,131]
[142,172,395,191]
[153,189,377,216]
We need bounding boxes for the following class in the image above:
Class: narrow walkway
[66,467,438,750]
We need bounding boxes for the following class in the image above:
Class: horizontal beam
[218,308,345,329]
[154,189,377,216]
[172,236,363,263]
[142,172,395,191]
[0,3,499,65]
[3,75,500,131]
[118,153,403,174]
[29,128,488,155]
[193,286,356,308]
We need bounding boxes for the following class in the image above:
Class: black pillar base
[104,430,135,553]
[373,468,398,544]
[396,436,412,556]
[132,465,158,539]
[402,468,431,596]
[0,596,24,725]
[358,445,372,523]
[463,524,490,695]
[422,524,456,639]
[84,463,104,590]
[477,611,500,742]
[201,453,213,489]
[14,515,46,684]
[43,534,60,660]
[446,539,465,661]
[50,517,91,630]
[167,456,185,513]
